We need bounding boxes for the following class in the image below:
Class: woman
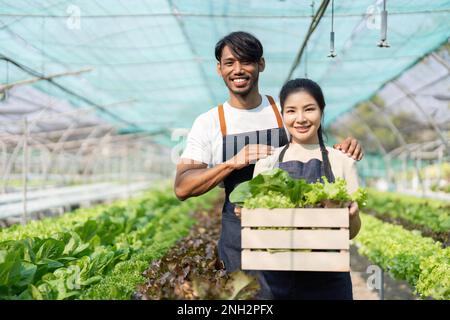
[251,78,361,300]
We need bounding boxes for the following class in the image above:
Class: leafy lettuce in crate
[229,168,367,209]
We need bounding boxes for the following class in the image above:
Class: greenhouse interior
[0,0,449,302]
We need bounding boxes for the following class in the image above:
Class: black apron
[216,97,352,300]
[216,95,288,297]
[260,143,353,300]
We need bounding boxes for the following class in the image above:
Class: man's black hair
[215,31,263,63]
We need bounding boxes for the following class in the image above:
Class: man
[174,31,363,287]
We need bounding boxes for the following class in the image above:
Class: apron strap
[266,95,284,129]
[218,104,227,137]
[278,143,334,182]
[277,143,290,163]
[218,96,283,137]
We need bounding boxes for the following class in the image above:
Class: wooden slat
[241,208,348,227]
[242,228,349,249]
[242,250,350,272]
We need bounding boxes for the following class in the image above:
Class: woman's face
[283,90,322,144]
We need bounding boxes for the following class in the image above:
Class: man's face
[216,45,265,97]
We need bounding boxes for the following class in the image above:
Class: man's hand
[225,144,274,170]
[333,137,364,161]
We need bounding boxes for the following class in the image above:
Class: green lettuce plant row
[230,168,367,209]
[0,189,172,242]
[80,187,220,300]
[80,207,195,299]
[0,187,220,300]
[354,213,450,300]
[365,189,450,233]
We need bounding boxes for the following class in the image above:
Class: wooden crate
[241,208,350,272]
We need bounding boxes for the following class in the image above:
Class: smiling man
[174,31,363,298]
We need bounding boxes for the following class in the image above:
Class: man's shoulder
[192,106,219,126]
[263,94,282,111]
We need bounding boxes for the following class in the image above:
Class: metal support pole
[414,151,425,195]
[380,269,384,300]
[350,111,391,183]
[437,147,443,185]
[1,99,60,190]
[393,80,449,150]
[107,136,112,182]
[367,101,408,147]
[125,144,130,200]
[42,121,79,184]
[402,153,407,190]
[65,127,114,179]
[384,154,394,191]
[0,141,7,193]
[22,118,29,225]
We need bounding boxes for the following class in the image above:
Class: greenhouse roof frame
[0,0,449,147]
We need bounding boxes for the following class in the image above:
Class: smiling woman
[279,78,327,146]
[283,90,322,144]
[249,78,362,299]
[254,78,360,199]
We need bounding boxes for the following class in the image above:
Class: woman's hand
[349,201,359,220]
[234,205,242,218]
[348,201,361,239]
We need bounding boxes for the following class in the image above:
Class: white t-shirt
[181,95,289,166]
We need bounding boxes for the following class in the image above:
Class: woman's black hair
[279,78,334,182]
[215,31,263,63]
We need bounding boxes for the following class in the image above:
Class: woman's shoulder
[259,146,283,165]
[253,146,283,176]
[326,146,356,166]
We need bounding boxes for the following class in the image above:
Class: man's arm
[174,144,273,201]
[174,161,233,201]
